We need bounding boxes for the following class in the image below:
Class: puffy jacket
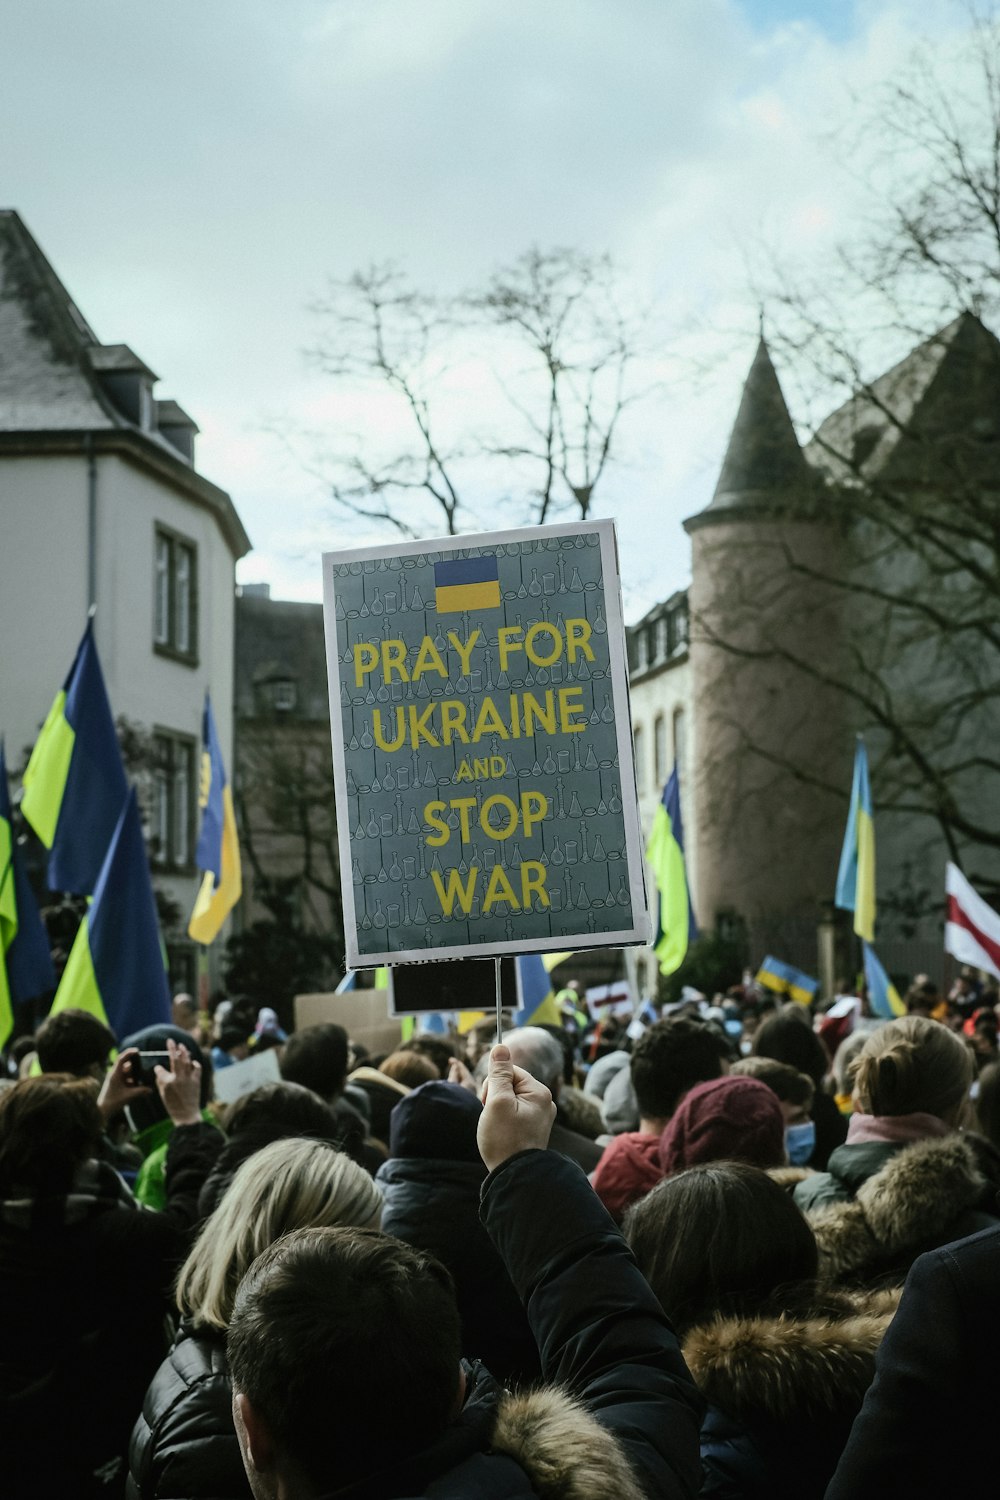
[127,1326,249,1500]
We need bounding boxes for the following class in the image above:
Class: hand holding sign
[478,1044,556,1170]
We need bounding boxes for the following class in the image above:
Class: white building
[0,210,251,990]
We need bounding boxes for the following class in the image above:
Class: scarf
[0,1157,138,1232]
[846,1111,952,1147]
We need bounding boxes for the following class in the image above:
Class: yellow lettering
[455,759,474,782]
[373,707,406,752]
[473,757,490,779]
[520,861,550,909]
[423,801,450,847]
[472,697,510,742]
[522,691,556,736]
[412,637,448,680]
[440,700,470,746]
[483,864,520,911]
[382,640,409,683]
[453,796,477,843]
[558,686,587,733]
[448,629,480,678]
[521,791,548,839]
[565,618,595,663]
[482,794,518,840]
[497,626,524,671]
[525,622,563,666]
[489,756,507,776]
[431,866,478,916]
[354,643,379,687]
[409,703,440,748]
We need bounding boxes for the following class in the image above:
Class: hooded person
[658,1075,786,1176]
[795,1016,999,1286]
[376,1080,539,1383]
[625,1161,896,1500]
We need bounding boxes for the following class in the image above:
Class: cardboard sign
[294,989,402,1056]
[584,979,635,1021]
[212,1048,282,1105]
[323,521,649,967]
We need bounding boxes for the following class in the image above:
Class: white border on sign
[322,519,651,968]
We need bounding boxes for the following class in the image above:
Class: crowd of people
[1,970,998,1498]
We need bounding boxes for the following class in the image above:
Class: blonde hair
[176,1137,382,1330]
[852,1016,973,1122]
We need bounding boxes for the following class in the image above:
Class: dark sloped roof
[0,209,250,558]
[709,339,811,508]
[235,593,331,723]
[805,311,1000,488]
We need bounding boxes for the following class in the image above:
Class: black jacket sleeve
[481,1149,703,1500]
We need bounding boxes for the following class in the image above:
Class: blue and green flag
[21,620,128,895]
[49,787,170,1037]
[647,768,698,976]
[188,693,242,945]
[862,941,905,1019]
[835,737,876,943]
[0,745,55,1045]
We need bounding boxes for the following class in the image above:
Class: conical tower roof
[709,338,810,510]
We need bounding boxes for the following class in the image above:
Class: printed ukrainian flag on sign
[434,556,501,614]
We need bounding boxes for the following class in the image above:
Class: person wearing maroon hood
[658,1075,786,1176]
[591,1018,730,1221]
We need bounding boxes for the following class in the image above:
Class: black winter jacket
[127,1326,249,1500]
[319,1150,703,1499]
[376,1155,539,1383]
[0,1121,222,1500]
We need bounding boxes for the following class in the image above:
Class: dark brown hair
[731,1056,815,1110]
[35,1009,116,1077]
[629,1017,729,1121]
[624,1161,818,1336]
[0,1075,102,1196]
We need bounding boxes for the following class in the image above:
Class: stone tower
[683,340,851,968]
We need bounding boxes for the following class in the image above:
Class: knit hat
[658,1075,785,1175]
[389,1080,483,1164]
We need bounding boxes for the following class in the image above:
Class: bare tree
[307,246,649,538]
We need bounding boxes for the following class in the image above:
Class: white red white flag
[945,862,1000,981]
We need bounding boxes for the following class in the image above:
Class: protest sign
[323,520,649,968]
[387,957,519,1018]
[211,1048,282,1105]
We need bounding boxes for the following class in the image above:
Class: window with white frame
[152,731,195,869]
[154,526,198,662]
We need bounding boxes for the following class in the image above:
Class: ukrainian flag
[49,788,171,1036]
[0,745,54,1044]
[862,941,905,1019]
[188,693,242,945]
[21,619,128,896]
[835,737,876,943]
[434,556,501,613]
[756,955,820,1006]
[512,953,562,1027]
[647,768,698,976]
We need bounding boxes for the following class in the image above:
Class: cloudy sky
[0,0,973,618]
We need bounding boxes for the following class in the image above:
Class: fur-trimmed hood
[682,1290,897,1427]
[807,1133,995,1285]
[492,1386,646,1500]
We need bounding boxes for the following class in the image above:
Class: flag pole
[495,956,503,1044]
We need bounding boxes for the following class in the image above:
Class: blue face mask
[785,1120,816,1166]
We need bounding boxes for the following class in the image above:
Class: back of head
[398,1036,457,1079]
[658,1075,785,1175]
[630,1017,728,1121]
[279,1024,349,1101]
[752,1008,828,1085]
[222,1081,340,1145]
[228,1224,461,1492]
[852,1016,973,1122]
[731,1056,814,1111]
[0,1075,102,1197]
[975,1060,1000,1149]
[34,1009,116,1079]
[177,1136,382,1330]
[389,1080,483,1164]
[624,1161,818,1335]
[379,1050,439,1090]
[504,1026,564,1089]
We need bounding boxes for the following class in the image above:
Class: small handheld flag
[862,941,905,1019]
[21,619,128,895]
[945,863,1000,981]
[434,556,501,614]
[188,694,242,945]
[835,737,876,942]
[49,788,170,1037]
[756,955,820,1006]
[646,768,698,976]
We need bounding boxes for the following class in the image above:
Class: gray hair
[504,1026,564,1088]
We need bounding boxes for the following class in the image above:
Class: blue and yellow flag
[49,788,170,1037]
[0,745,55,1044]
[646,768,698,976]
[862,941,905,1019]
[188,693,242,945]
[434,556,501,614]
[756,955,820,1006]
[512,953,562,1027]
[835,737,876,943]
[21,619,128,896]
